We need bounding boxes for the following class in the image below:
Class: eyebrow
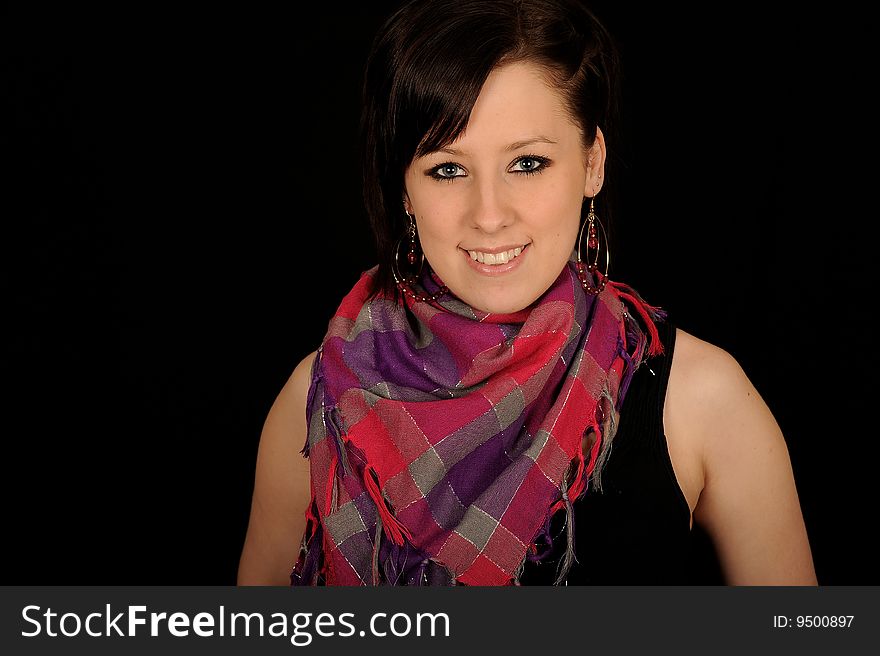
[434,136,558,156]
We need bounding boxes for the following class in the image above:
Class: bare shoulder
[668,327,781,471]
[667,327,752,429]
[667,326,777,495]
[258,350,319,456]
[667,328,817,584]
[663,328,740,521]
[237,350,319,586]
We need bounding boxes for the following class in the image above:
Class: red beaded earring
[405,210,419,267]
[392,210,449,303]
[575,197,609,295]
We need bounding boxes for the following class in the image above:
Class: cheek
[405,176,451,224]
[412,197,465,242]
[414,210,458,259]
[530,184,583,232]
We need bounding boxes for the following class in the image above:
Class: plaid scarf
[291,254,665,586]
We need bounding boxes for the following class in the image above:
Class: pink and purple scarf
[291,254,665,586]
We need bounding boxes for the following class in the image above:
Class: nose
[468,177,513,233]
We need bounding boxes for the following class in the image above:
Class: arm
[688,344,817,585]
[237,351,318,585]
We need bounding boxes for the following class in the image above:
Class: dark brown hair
[359,0,621,301]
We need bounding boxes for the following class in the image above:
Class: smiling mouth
[465,244,530,265]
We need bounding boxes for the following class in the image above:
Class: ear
[583,126,607,198]
[402,192,413,216]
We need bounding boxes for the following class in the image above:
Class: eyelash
[427,154,551,182]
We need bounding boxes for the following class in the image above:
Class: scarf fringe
[538,405,611,585]
[325,456,338,515]
[553,484,578,586]
[617,335,638,406]
[301,347,324,458]
[363,463,413,546]
[587,393,615,494]
[608,280,667,358]
[301,346,353,484]
[326,407,352,476]
[371,513,383,585]
[291,498,325,586]
[552,448,589,585]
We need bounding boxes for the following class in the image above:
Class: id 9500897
[773,616,854,628]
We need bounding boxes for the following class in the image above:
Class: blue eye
[510,155,549,175]
[429,163,465,181]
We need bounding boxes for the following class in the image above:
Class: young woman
[238,0,816,586]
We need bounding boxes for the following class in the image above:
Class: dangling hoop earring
[392,210,448,303]
[575,197,610,295]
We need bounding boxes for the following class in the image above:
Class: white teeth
[467,246,525,265]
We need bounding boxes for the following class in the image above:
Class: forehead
[448,61,578,151]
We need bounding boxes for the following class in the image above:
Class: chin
[468,293,532,316]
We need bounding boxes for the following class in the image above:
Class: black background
[2,2,875,584]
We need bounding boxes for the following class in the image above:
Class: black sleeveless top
[518,319,695,585]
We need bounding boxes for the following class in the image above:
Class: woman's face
[403,60,605,315]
